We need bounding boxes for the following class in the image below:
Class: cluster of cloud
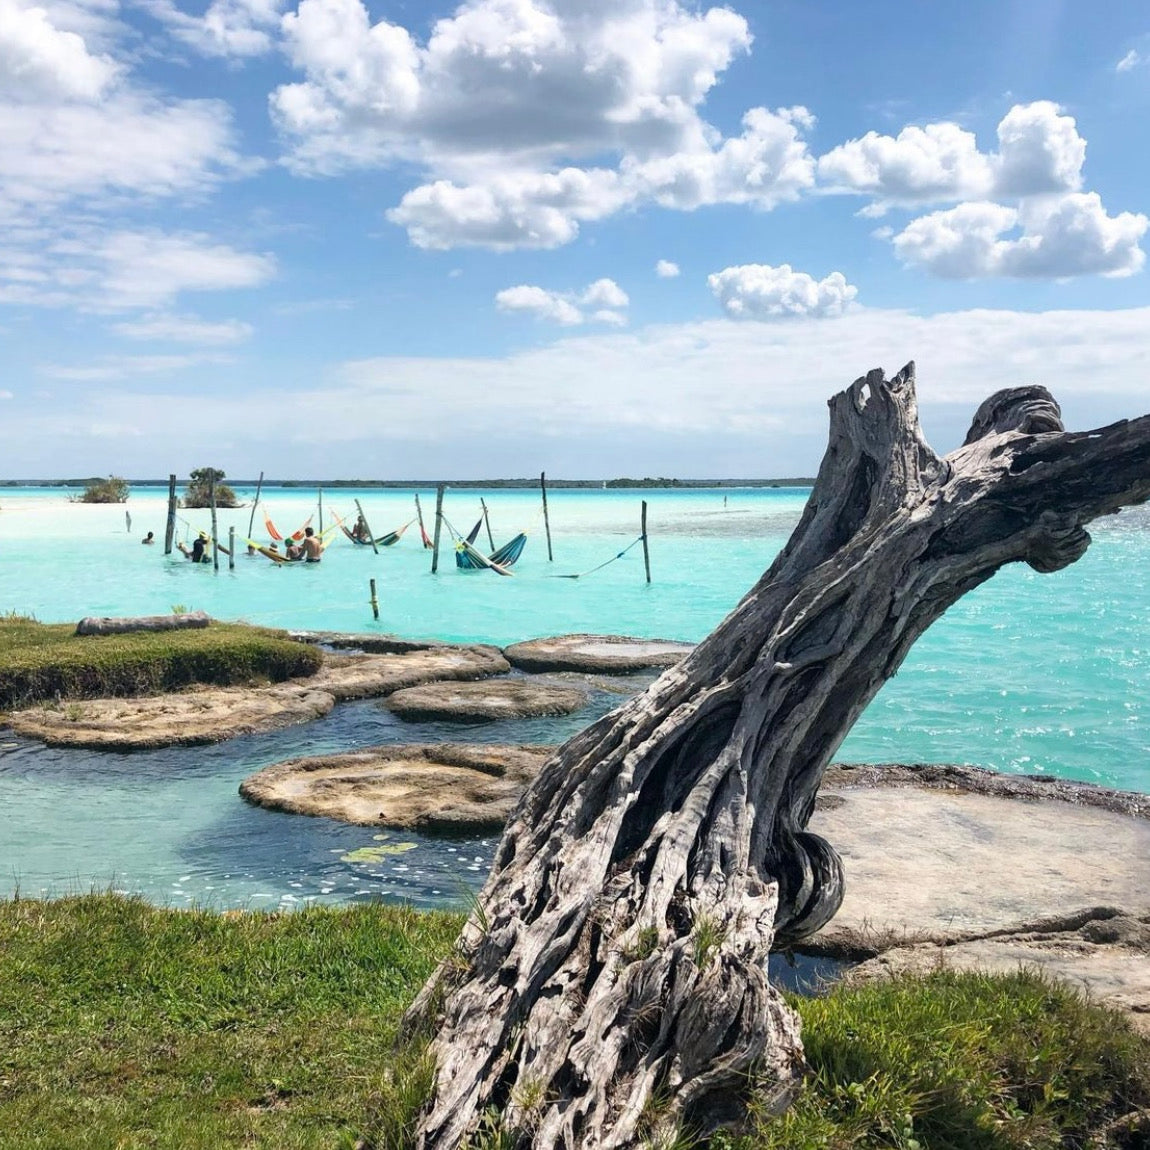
[708,264,857,320]
[821,101,1146,279]
[1117,49,1146,72]
[0,228,274,311]
[496,278,629,326]
[0,0,269,337]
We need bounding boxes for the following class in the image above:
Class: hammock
[490,532,527,567]
[454,530,527,571]
[340,518,413,547]
[263,512,313,542]
[454,537,514,576]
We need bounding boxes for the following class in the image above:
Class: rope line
[549,535,644,579]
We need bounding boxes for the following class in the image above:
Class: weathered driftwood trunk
[410,364,1150,1149]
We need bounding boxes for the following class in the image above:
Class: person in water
[301,525,322,563]
[351,514,370,543]
[141,531,155,545]
[284,537,305,561]
[177,532,210,562]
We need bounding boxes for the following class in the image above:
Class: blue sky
[1,0,1148,479]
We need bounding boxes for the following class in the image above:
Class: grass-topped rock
[0,617,321,709]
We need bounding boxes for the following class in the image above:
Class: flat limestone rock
[5,683,336,750]
[75,611,211,636]
[385,679,587,723]
[289,630,481,656]
[805,764,1150,1030]
[503,633,694,674]
[240,743,557,833]
[309,647,510,701]
[845,913,1150,1036]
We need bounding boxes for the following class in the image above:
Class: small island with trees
[181,467,241,509]
[73,476,130,504]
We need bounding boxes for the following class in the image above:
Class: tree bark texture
[410,364,1150,1149]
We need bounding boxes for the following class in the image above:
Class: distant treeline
[1,477,816,490]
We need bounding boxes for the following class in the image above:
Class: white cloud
[655,259,680,277]
[0,95,247,219]
[18,304,1150,477]
[496,277,629,325]
[272,0,822,249]
[993,101,1085,197]
[708,263,858,319]
[142,0,284,57]
[0,0,120,101]
[818,120,993,205]
[38,352,231,381]
[0,229,276,309]
[893,194,1148,279]
[0,389,13,399]
[1116,49,1143,72]
[111,314,254,343]
[817,101,1084,207]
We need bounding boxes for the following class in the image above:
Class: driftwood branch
[410,364,1150,1149]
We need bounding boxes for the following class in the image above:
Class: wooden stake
[125,510,132,534]
[541,471,553,561]
[228,526,235,571]
[480,498,495,550]
[369,577,379,620]
[415,493,430,548]
[641,499,651,584]
[209,473,219,573]
[164,474,177,555]
[247,470,264,540]
[354,498,379,555]
[318,488,324,535]
[431,483,445,573]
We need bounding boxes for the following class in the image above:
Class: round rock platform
[240,743,557,833]
[384,679,587,723]
[502,634,694,674]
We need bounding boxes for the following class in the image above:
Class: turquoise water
[1,485,1147,909]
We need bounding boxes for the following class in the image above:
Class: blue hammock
[455,531,527,572]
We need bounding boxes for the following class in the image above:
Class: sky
[1,0,1149,480]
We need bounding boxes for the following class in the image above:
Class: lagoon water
[1,484,1147,911]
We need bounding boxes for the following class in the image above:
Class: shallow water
[1,485,1147,910]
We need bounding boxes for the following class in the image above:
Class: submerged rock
[503,633,694,674]
[240,743,557,833]
[385,678,587,723]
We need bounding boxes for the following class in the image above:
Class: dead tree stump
[409,364,1150,1149]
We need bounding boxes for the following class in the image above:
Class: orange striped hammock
[264,512,313,542]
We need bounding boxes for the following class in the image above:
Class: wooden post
[480,498,495,550]
[228,526,236,571]
[209,473,219,573]
[431,484,445,573]
[247,470,264,540]
[164,474,177,555]
[125,510,131,534]
[318,488,324,535]
[369,578,379,620]
[541,471,553,562]
[415,493,430,548]
[354,498,379,555]
[641,499,651,584]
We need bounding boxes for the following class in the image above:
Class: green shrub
[0,620,321,707]
[73,476,130,503]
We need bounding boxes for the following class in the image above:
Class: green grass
[0,619,322,708]
[2,897,1146,1149]
[0,894,462,1149]
[730,968,1150,1150]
